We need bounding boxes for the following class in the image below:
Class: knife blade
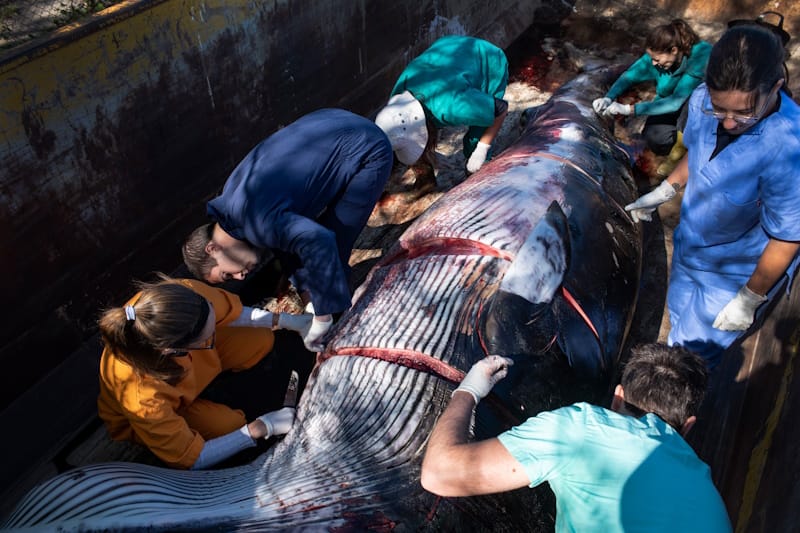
[283,370,299,408]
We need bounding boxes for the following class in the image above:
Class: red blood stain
[508,38,552,87]
[505,24,563,89]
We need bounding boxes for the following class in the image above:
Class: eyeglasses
[701,82,781,126]
[195,332,216,350]
[165,332,215,357]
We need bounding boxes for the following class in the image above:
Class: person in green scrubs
[375,35,509,175]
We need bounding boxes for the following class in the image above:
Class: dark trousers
[200,331,315,421]
[643,102,689,155]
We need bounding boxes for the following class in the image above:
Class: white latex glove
[603,102,634,116]
[256,407,296,439]
[233,307,275,328]
[277,312,314,334]
[466,142,491,173]
[592,97,612,114]
[455,355,514,404]
[713,285,767,331]
[624,180,677,223]
[303,315,332,352]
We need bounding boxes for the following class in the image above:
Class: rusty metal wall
[0,0,566,410]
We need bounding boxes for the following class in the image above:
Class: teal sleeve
[496,406,585,487]
[606,54,655,100]
[634,70,702,115]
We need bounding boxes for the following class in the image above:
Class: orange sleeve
[98,352,204,469]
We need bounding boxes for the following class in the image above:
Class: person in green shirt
[375,35,509,176]
[593,19,711,177]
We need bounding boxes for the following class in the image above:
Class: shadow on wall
[687,274,800,532]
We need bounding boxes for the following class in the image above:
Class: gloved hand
[603,102,634,116]
[257,407,296,439]
[592,97,612,114]
[713,285,767,331]
[276,312,314,334]
[624,180,677,222]
[303,315,332,352]
[455,355,514,404]
[466,142,491,173]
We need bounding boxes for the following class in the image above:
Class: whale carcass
[3,66,641,532]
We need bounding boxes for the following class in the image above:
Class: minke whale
[3,65,641,532]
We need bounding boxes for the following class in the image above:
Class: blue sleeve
[275,212,352,315]
[682,85,706,149]
[759,98,800,242]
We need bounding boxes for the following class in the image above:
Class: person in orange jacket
[97,276,311,469]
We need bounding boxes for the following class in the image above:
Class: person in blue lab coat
[374,35,509,175]
[182,109,393,352]
[624,25,800,369]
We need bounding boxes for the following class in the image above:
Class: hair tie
[124,305,136,322]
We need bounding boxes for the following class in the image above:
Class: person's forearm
[428,391,475,448]
[421,392,475,484]
[479,110,508,146]
[747,239,800,295]
[665,154,689,188]
[421,391,531,496]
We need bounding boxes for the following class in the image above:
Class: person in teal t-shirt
[421,344,732,533]
[593,19,710,177]
[375,35,509,175]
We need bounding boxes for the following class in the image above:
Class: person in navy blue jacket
[183,109,393,352]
